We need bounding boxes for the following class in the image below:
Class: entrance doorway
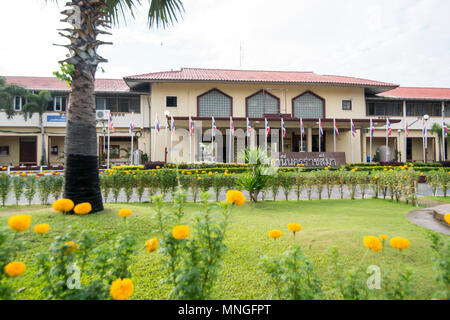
[20,137,37,164]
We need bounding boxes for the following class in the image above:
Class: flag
[230,117,235,135]
[170,115,175,134]
[319,119,324,137]
[212,117,216,137]
[300,118,305,137]
[155,113,160,134]
[406,122,410,137]
[129,112,135,133]
[443,120,448,137]
[422,118,427,137]
[246,117,251,137]
[281,118,286,137]
[265,118,270,137]
[108,111,115,133]
[189,116,194,137]
[351,119,357,137]
[370,119,375,137]
[334,118,339,136]
[387,118,392,137]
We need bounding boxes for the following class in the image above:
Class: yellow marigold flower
[202,171,206,174]
[197,177,201,180]
[4,261,26,277]
[288,223,302,233]
[172,225,190,240]
[363,236,383,252]
[110,278,134,300]
[34,224,50,235]
[8,215,31,232]
[269,229,282,239]
[226,190,246,206]
[145,238,158,253]
[390,237,410,250]
[208,172,212,175]
[52,199,74,213]
[156,166,160,169]
[74,202,92,215]
[444,213,450,224]
[65,241,78,254]
[21,172,27,176]
[379,234,388,241]
[118,209,132,218]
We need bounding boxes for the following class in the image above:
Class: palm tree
[431,123,443,161]
[0,77,28,118]
[48,0,184,212]
[22,91,53,166]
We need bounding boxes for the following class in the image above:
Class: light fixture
[424,114,430,121]
[164,110,170,117]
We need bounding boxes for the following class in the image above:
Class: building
[1,68,450,166]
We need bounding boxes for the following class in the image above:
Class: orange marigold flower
[145,238,158,253]
[444,213,450,224]
[226,190,246,206]
[390,237,410,250]
[269,229,282,239]
[363,236,383,252]
[172,225,190,240]
[74,202,92,215]
[65,241,78,254]
[288,223,302,233]
[52,199,74,213]
[110,278,134,300]
[379,234,388,240]
[119,209,132,218]
[4,261,26,277]
[8,215,31,232]
[34,223,51,235]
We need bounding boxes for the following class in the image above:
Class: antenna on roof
[239,42,244,70]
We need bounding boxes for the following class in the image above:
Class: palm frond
[147,0,184,28]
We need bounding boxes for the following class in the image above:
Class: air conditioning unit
[96,109,110,121]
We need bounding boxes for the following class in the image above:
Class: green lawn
[421,196,450,204]
[0,199,441,300]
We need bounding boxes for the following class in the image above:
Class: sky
[0,0,449,87]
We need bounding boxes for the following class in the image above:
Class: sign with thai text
[46,115,67,123]
[272,152,346,167]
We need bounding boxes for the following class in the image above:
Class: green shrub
[12,176,25,205]
[0,173,11,206]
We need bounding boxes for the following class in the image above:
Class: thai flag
[370,119,375,137]
[230,117,235,135]
[155,113,160,134]
[443,120,448,137]
[300,118,305,137]
[108,111,115,133]
[281,118,286,137]
[334,119,339,136]
[422,118,427,137]
[189,116,194,137]
[129,112,135,133]
[406,122,410,137]
[212,117,216,137]
[246,117,251,137]
[351,119,357,137]
[170,115,175,134]
[387,118,392,137]
[265,118,270,137]
[319,119,324,137]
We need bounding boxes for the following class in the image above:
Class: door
[20,137,37,164]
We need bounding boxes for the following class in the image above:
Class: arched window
[292,91,324,118]
[246,90,279,118]
[198,89,232,117]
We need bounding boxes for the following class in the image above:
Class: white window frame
[96,98,106,110]
[54,96,63,112]
[13,96,22,111]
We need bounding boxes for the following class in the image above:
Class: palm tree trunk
[63,64,103,212]
[39,114,47,166]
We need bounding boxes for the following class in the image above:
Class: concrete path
[407,205,450,235]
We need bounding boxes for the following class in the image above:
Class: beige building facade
[1,69,450,166]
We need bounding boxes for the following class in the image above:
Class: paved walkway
[407,204,450,235]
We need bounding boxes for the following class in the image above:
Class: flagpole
[229,117,232,163]
[369,119,373,163]
[405,121,408,162]
[281,119,284,153]
[319,119,321,153]
[265,119,268,153]
[442,118,446,161]
[130,131,133,165]
[211,117,214,161]
[300,119,303,152]
[386,120,389,162]
[333,118,336,152]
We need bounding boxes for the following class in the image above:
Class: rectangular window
[54,96,63,111]
[13,96,22,111]
[110,145,121,159]
[96,96,141,113]
[406,102,442,116]
[166,96,177,107]
[342,100,352,110]
[0,146,9,156]
[129,97,141,113]
[96,98,106,110]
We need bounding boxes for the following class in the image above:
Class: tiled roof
[124,67,398,88]
[377,87,450,100]
[3,76,130,93]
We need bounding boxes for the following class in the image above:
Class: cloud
[0,0,448,87]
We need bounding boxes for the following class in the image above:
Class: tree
[48,0,185,212]
[431,123,444,161]
[0,77,28,119]
[22,91,53,166]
